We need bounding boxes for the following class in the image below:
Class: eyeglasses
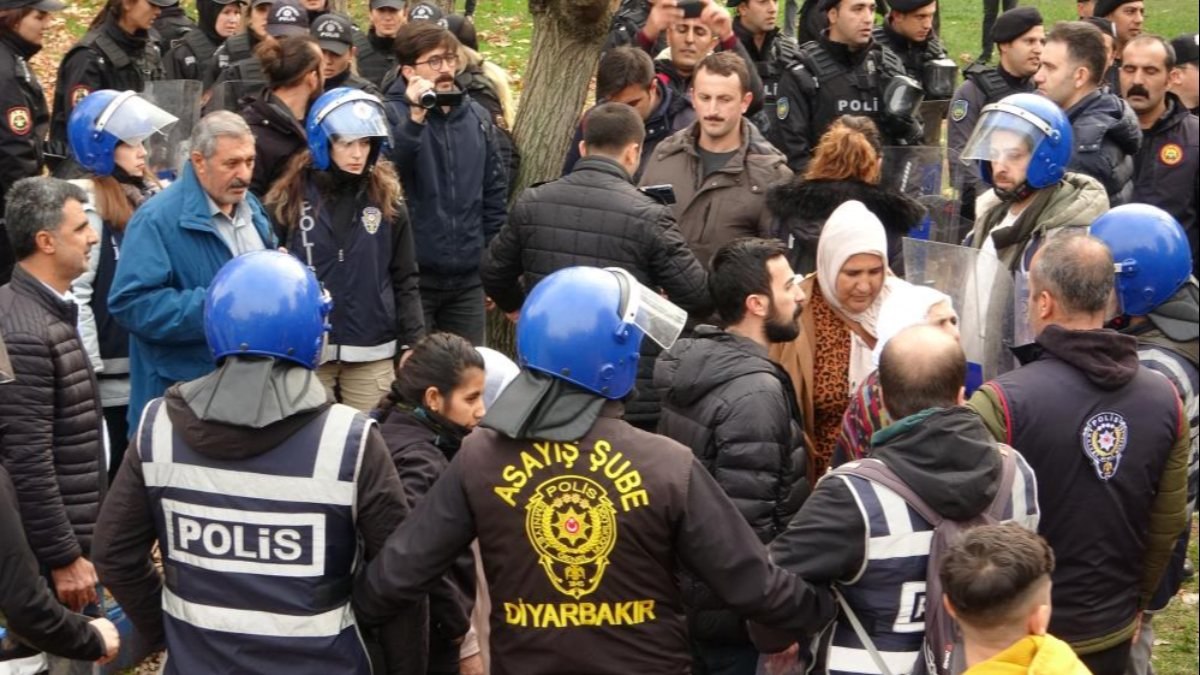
[414,53,459,71]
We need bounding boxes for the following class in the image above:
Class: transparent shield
[903,238,1017,392]
[879,145,968,244]
[140,80,202,181]
[208,79,265,114]
[959,105,1047,181]
[606,267,688,349]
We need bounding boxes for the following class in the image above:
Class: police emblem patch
[1160,143,1184,166]
[776,96,790,121]
[6,107,31,136]
[70,85,91,108]
[361,207,382,235]
[950,99,968,123]
[525,475,617,599]
[1080,411,1128,480]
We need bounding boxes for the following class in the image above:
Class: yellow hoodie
[964,635,1093,674]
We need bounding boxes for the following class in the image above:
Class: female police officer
[0,0,65,284]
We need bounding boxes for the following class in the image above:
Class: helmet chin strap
[994,181,1035,203]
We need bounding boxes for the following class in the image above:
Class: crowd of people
[0,0,1197,674]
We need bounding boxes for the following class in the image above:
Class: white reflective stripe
[868,530,933,561]
[875,485,916,537]
[1013,451,1040,530]
[162,498,327,577]
[827,644,921,674]
[837,474,872,585]
[162,587,355,638]
[1010,453,1029,526]
[321,342,398,363]
[0,653,48,675]
[151,398,173,464]
[1143,348,1199,421]
[314,404,359,482]
[144,463,355,505]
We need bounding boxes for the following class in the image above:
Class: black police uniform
[324,67,381,96]
[0,30,52,284]
[768,32,922,172]
[204,31,265,109]
[165,0,236,81]
[872,20,951,94]
[152,3,197,56]
[50,16,165,171]
[735,18,802,138]
[353,29,398,89]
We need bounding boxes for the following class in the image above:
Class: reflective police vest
[138,398,373,674]
[820,453,1039,675]
[1138,338,1199,511]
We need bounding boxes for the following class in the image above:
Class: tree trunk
[485,0,614,356]
[511,0,614,196]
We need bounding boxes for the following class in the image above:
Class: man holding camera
[384,20,507,346]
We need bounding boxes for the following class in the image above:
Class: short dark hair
[1030,231,1114,316]
[708,238,790,326]
[878,325,966,420]
[1047,21,1109,86]
[1125,33,1177,69]
[386,332,485,409]
[596,47,655,101]
[582,103,646,154]
[695,51,752,94]
[395,21,460,67]
[4,178,89,261]
[940,523,1055,629]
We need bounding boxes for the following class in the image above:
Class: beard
[764,302,802,343]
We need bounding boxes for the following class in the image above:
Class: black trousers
[981,0,1019,58]
[1080,639,1134,675]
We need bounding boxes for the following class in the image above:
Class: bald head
[878,324,967,420]
[1029,232,1114,325]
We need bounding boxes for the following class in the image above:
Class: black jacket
[480,156,712,428]
[1065,89,1142,206]
[1132,95,1199,277]
[0,32,51,284]
[354,30,397,88]
[0,465,106,663]
[656,327,808,645]
[0,266,106,569]
[382,81,508,290]
[766,178,925,275]
[241,90,308,197]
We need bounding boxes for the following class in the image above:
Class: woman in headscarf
[832,283,960,467]
[770,199,909,484]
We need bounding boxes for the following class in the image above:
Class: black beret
[1094,0,1137,18]
[1171,33,1199,65]
[991,6,1043,45]
[889,0,936,12]
[1083,16,1116,39]
[818,0,839,10]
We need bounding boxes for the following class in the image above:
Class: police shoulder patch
[1080,411,1128,481]
[70,85,92,108]
[1160,143,1184,166]
[777,95,790,121]
[6,106,31,136]
[950,99,968,123]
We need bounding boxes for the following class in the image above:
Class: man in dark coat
[0,178,106,655]
[482,103,711,432]
[655,237,808,674]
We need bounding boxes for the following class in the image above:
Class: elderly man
[969,232,1189,675]
[0,177,108,671]
[109,111,275,433]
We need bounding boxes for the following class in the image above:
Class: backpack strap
[836,458,943,526]
[834,587,898,675]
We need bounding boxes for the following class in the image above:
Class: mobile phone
[641,184,677,205]
[678,0,704,19]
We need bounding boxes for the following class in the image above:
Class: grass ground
[30,1,1198,673]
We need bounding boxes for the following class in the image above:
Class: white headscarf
[476,347,520,409]
[816,200,907,391]
[871,284,956,367]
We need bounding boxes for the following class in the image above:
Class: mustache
[435,75,455,85]
[703,116,725,123]
[1126,84,1150,98]
[228,178,250,189]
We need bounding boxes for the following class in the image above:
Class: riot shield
[903,237,1016,394]
[919,99,950,146]
[206,79,265,115]
[880,146,971,244]
[141,79,203,182]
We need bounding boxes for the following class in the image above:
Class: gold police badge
[525,475,617,599]
[361,207,382,235]
[1080,411,1128,481]
[6,107,31,136]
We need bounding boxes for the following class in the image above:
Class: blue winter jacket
[108,162,276,431]
[382,80,507,290]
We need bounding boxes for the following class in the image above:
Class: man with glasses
[383,21,506,347]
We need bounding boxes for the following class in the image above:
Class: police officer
[0,0,65,285]
[1091,205,1199,675]
[204,0,274,91]
[354,0,404,88]
[49,0,172,175]
[93,250,423,675]
[164,0,245,81]
[353,266,835,674]
[731,0,801,137]
[208,0,306,113]
[312,13,379,94]
[872,0,956,144]
[948,5,1043,221]
[768,0,923,172]
[151,0,195,55]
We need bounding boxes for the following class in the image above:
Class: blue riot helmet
[517,267,688,399]
[960,93,1072,190]
[1091,204,1193,316]
[67,90,179,177]
[306,87,391,171]
[204,251,333,369]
